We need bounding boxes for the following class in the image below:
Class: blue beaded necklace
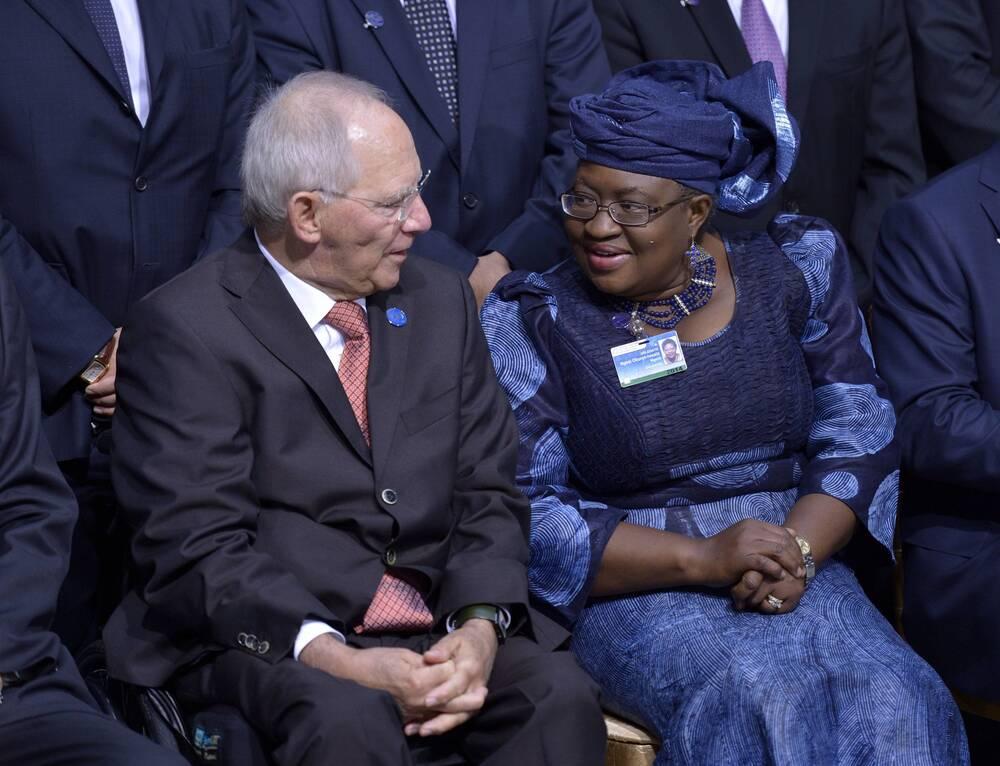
[611,242,717,339]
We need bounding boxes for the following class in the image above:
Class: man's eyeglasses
[560,190,689,227]
[315,169,431,223]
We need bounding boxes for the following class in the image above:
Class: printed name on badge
[611,330,687,388]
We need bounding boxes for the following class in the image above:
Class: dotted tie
[324,302,434,634]
[403,0,460,124]
[82,0,132,99]
[741,0,787,98]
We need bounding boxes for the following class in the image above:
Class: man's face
[302,108,431,300]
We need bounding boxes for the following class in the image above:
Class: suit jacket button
[381,488,398,505]
[134,176,149,192]
[237,632,248,647]
[462,192,479,209]
[120,99,132,116]
[258,640,270,655]
[384,548,397,566]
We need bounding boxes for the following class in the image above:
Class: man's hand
[408,619,499,737]
[299,635,459,724]
[468,251,511,308]
[84,328,121,416]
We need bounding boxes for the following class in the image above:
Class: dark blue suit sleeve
[873,199,1000,491]
[198,0,258,258]
[0,215,114,407]
[907,0,1000,167]
[0,262,76,672]
[484,0,611,271]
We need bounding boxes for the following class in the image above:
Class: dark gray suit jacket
[104,234,564,687]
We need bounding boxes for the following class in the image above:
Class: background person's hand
[407,619,499,737]
[698,519,804,587]
[468,251,511,308]
[84,327,121,416]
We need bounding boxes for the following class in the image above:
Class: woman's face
[565,162,704,302]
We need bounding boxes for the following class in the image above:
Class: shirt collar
[255,230,366,329]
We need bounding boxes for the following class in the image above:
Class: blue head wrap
[569,60,799,214]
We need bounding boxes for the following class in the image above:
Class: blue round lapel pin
[363,10,384,30]
[386,307,408,327]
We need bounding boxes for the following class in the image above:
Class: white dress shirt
[108,0,151,125]
[726,0,789,60]
[399,0,457,36]
[256,232,364,657]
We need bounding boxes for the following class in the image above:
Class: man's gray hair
[241,71,389,233]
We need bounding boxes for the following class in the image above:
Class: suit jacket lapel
[687,0,752,77]
[347,0,459,169]
[786,0,823,124]
[224,239,372,466]
[25,0,131,104]
[365,286,411,476]
[135,0,172,97]
[978,144,1000,239]
[456,0,494,173]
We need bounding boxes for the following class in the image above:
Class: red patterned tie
[323,302,434,634]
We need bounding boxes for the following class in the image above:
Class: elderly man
[103,71,605,766]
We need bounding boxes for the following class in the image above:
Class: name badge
[610,331,687,388]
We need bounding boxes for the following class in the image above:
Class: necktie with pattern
[741,0,787,99]
[403,0,460,124]
[82,0,132,100]
[323,301,434,634]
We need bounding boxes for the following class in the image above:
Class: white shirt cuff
[293,620,345,660]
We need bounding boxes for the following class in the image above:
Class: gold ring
[765,595,784,610]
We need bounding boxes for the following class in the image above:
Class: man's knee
[528,651,604,725]
[273,671,408,763]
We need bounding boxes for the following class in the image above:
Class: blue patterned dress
[482,217,968,765]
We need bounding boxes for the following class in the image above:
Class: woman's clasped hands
[699,519,807,615]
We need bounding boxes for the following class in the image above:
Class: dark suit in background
[873,143,1000,755]
[0,0,256,651]
[0,258,184,765]
[906,0,1000,176]
[246,0,611,275]
[593,0,925,304]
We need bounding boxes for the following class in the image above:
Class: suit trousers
[0,650,186,766]
[174,633,607,766]
[54,446,125,654]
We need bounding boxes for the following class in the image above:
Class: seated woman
[482,60,968,764]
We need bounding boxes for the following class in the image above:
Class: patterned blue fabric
[482,216,968,764]
[569,60,798,212]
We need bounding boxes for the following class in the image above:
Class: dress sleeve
[774,216,900,554]
[481,273,626,625]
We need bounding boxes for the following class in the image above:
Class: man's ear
[288,192,324,244]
